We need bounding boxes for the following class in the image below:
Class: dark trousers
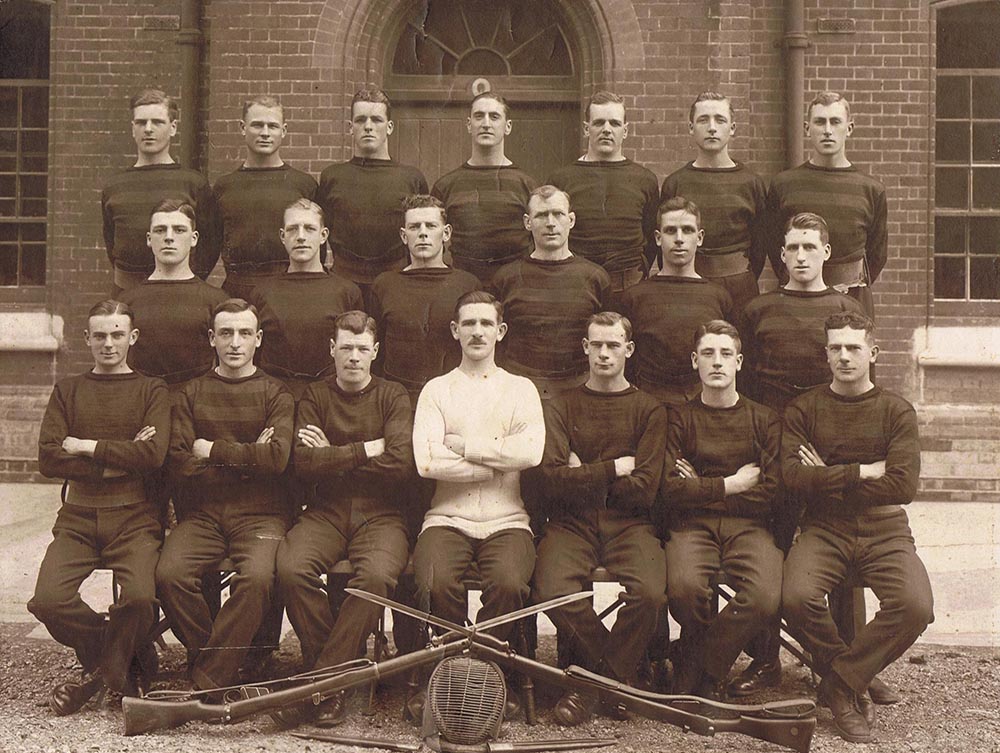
[782,508,934,695]
[28,502,162,693]
[533,512,666,683]
[155,504,288,689]
[412,526,535,643]
[666,514,782,681]
[277,505,410,670]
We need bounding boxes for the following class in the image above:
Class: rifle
[121,591,589,736]
[123,590,816,752]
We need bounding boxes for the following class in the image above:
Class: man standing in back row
[661,92,767,314]
[432,92,537,285]
[548,91,659,304]
[102,89,219,294]
[213,95,318,301]
[317,89,428,306]
[767,92,887,319]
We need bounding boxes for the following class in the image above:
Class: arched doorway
[384,0,582,185]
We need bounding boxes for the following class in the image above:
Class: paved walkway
[2,483,997,645]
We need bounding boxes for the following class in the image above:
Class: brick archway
[309,0,645,119]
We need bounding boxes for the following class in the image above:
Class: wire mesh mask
[423,656,506,744]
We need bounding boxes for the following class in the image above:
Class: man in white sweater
[411,290,544,647]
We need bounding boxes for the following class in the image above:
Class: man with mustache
[431,92,537,285]
[213,96,318,301]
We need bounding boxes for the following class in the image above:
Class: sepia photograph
[1,1,998,752]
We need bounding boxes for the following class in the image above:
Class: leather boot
[728,657,782,697]
[818,673,872,744]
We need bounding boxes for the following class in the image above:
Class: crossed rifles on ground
[122,590,817,752]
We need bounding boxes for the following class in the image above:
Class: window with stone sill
[934,1,1000,303]
[0,0,50,289]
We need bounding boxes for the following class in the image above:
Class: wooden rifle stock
[121,641,462,736]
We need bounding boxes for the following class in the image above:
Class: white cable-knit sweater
[413,367,544,539]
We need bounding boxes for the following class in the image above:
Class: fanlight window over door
[392,0,574,78]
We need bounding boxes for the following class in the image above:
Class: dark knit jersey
[742,287,866,408]
[766,162,888,282]
[540,385,666,517]
[294,376,413,520]
[660,396,780,521]
[38,371,170,508]
[431,163,536,281]
[619,276,735,391]
[661,161,768,277]
[546,159,660,273]
[169,369,293,511]
[249,272,363,384]
[212,164,318,272]
[101,163,220,278]
[489,255,610,380]
[782,385,920,520]
[316,157,428,284]
[369,267,481,398]
[119,278,228,385]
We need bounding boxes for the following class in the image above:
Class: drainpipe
[177,0,204,170]
[783,0,809,168]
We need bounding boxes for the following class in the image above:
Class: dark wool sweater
[742,287,866,408]
[38,371,170,508]
[101,163,220,278]
[766,162,888,283]
[661,161,769,277]
[539,385,666,517]
[212,164,317,272]
[547,158,660,272]
[782,385,920,519]
[250,271,364,381]
[317,157,428,283]
[369,266,481,397]
[660,396,781,521]
[293,376,413,520]
[619,276,735,389]
[489,255,610,380]
[169,369,293,511]
[119,278,228,385]
[431,163,536,281]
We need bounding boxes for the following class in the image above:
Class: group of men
[27,84,933,745]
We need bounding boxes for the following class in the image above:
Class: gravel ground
[2,622,999,753]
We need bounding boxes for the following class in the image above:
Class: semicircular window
[392,0,574,77]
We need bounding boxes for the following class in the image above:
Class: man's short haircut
[471,91,510,118]
[150,198,197,232]
[401,194,447,224]
[454,290,503,324]
[693,319,742,354]
[824,311,876,342]
[332,310,378,342]
[88,299,134,326]
[212,298,260,329]
[587,310,633,342]
[130,88,178,121]
[689,91,733,124]
[527,184,572,212]
[807,90,852,121]
[242,94,283,120]
[283,198,326,226]
[352,88,392,120]
[784,212,829,247]
[656,195,701,228]
[587,90,626,120]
